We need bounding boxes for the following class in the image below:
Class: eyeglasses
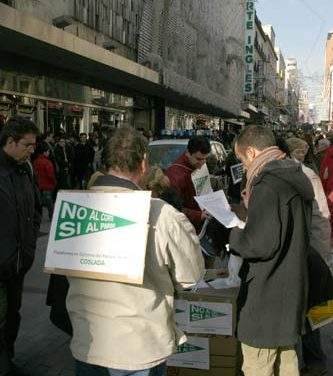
[17,141,36,150]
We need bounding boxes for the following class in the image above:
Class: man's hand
[201,210,210,221]
[230,203,247,222]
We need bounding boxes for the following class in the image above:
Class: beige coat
[67,185,205,371]
[301,164,331,262]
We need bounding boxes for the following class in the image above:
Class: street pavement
[15,217,74,376]
[14,214,333,375]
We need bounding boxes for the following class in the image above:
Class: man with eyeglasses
[0,116,41,376]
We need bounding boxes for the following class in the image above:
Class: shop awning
[224,118,245,126]
[243,103,259,114]
[0,4,238,118]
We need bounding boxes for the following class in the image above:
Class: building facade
[324,32,333,123]
[138,0,246,126]
[299,88,310,124]
[285,58,300,126]
[274,47,289,126]
[0,0,249,134]
[0,0,148,133]
[244,16,278,125]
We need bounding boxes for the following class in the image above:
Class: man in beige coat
[67,127,205,376]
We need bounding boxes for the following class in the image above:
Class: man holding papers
[229,126,314,376]
[166,136,211,232]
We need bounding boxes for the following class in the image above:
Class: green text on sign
[176,343,205,354]
[190,304,227,322]
[55,201,136,241]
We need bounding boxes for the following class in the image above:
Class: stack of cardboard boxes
[167,287,240,376]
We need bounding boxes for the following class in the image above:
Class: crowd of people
[0,115,332,376]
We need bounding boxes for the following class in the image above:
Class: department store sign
[244,0,255,94]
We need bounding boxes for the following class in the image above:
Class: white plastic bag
[226,254,242,287]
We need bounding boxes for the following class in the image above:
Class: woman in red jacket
[320,141,333,240]
[33,142,57,220]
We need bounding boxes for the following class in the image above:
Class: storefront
[0,67,133,135]
[165,107,221,131]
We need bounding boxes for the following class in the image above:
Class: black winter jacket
[0,150,42,279]
[230,159,314,348]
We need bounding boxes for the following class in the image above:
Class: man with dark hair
[0,116,41,376]
[235,124,276,152]
[67,126,204,376]
[166,135,211,231]
[229,125,314,375]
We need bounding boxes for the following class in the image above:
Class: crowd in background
[1,115,333,376]
[30,125,333,233]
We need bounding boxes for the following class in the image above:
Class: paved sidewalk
[13,216,333,375]
[15,219,75,376]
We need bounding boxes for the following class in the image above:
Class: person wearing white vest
[67,127,205,376]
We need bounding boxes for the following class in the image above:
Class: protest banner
[44,190,151,284]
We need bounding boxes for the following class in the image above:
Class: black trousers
[302,323,326,368]
[0,273,25,375]
[5,273,25,358]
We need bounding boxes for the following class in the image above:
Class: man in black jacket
[230,126,314,376]
[0,117,41,376]
[73,133,94,189]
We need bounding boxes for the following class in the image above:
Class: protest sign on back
[44,190,151,284]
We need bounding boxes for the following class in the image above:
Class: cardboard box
[167,337,210,370]
[176,288,238,336]
[209,336,238,357]
[210,356,237,368]
[169,288,240,375]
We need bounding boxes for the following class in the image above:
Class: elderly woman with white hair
[286,137,331,263]
[286,137,332,376]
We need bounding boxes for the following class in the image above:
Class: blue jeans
[75,360,166,376]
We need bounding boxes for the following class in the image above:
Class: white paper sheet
[195,190,244,228]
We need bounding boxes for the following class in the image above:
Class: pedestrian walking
[54,136,72,189]
[92,137,103,172]
[0,116,41,376]
[166,135,211,232]
[67,127,204,376]
[73,133,94,189]
[33,142,57,220]
[230,125,314,376]
[320,140,333,241]
[42,131,58,174]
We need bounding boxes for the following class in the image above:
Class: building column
[81,107,90,133]
[36,100,45,132]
